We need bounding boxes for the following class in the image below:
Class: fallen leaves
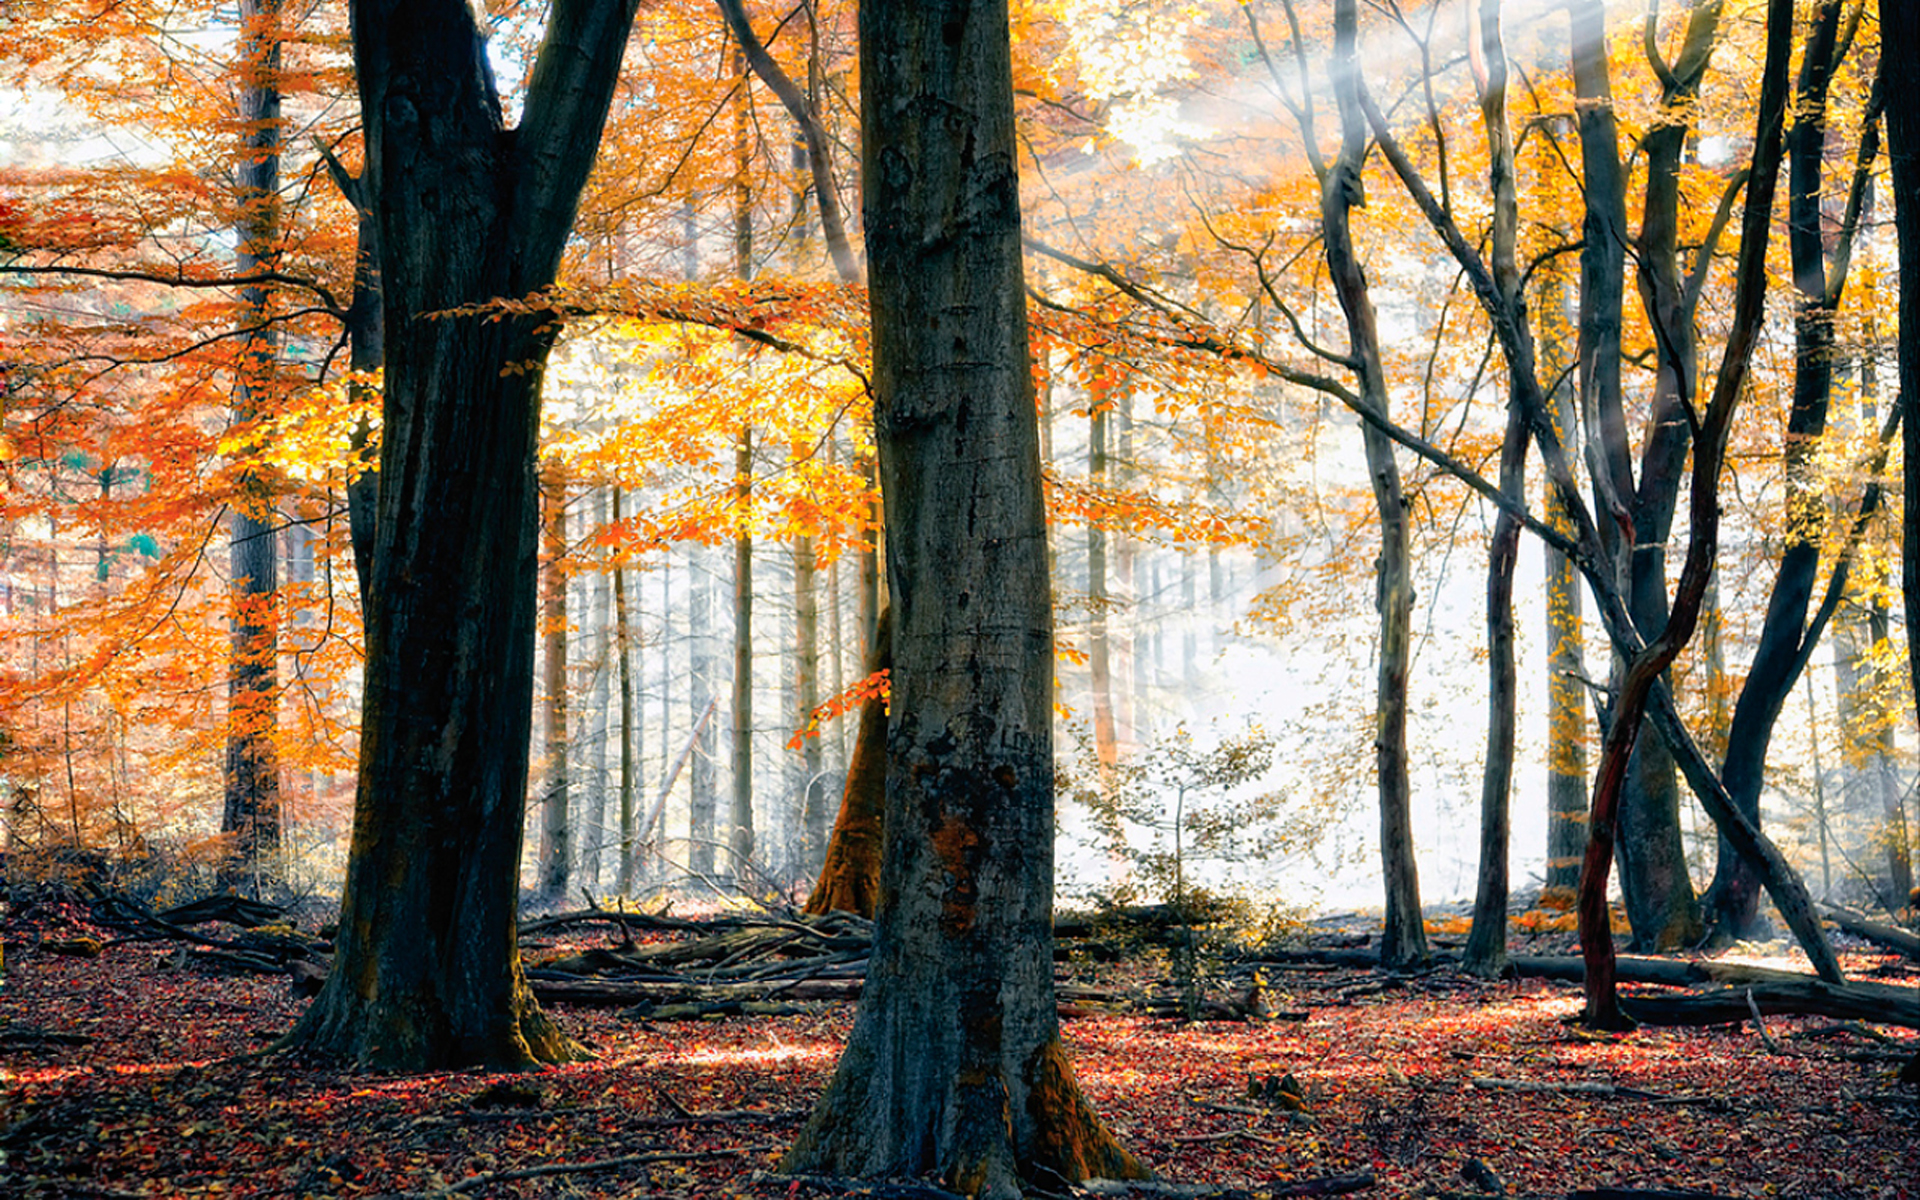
[2,903,1916,1198]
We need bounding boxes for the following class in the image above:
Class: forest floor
[2,897,1917,1200]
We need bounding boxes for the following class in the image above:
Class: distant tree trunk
[1324,0,1427,971]
[803,608,890,918]
[795,534,826,874]
[731,426,755,878]
[690,546,718,878]
[781,0,1146,1190]
[1541,264,1587,894]
[222,0,283,893]
[282,0,642,1070]
[539,464,571,899]
[614,489,638,895]
[1087,402,1117,766]
[583,488,611,889]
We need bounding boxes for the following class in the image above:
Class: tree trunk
[540,463,571,899]
[1088,403,1117,767]
[803,608,890,918]
[1892,0,1920,765]
[281,0,641,1070]
[1323,0,1427,971]
[614,489,638,895]
[731,425,755,879]
[1542,264,1587,894]
[781,1,1145,1191]
[1710,0,1855,941]
[1465,1,1523,978]
[221,0,283,894]
[795,534,826,875]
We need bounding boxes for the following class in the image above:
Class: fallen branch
[1470,1077,1616,1096]
[1820,904,1920,958]
[1620,979,1920,1029]
[396,1145,776,1198]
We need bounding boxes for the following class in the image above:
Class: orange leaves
[786,668,889,751]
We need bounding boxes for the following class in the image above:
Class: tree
[221,0,287,893]
[281,0,643,1070]
[779,0,1145,1192]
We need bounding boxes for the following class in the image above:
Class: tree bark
[1323,0,1428,972]
[540,463,571,899]
[614,488,638,895]
[1891,0,1920,766]
[781,2,1145,1192]
[1710,0,1860,941]
[731,425,755,879]
[795,534,826,876]
[281,0,641,1070]
[221,0,284,894]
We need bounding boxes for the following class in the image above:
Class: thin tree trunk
[1542,262,1587,895]
[731,426,755,878]
[1088,403,1117,767]
[795,534,825,874]
[540,464,571,899]
[1324,0,1428,971]
[222,0,283,894]
[1891,0,1920,776]
[614,488,638,895]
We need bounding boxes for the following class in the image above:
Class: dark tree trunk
[781,1,1145,1192]
[1465,0,1523,978]
[281,0,641,1070]
[222,0,283,894]
[1710,0,1856,942]
[1579,0,1796,1029]
[1323,0,1428,972]
[1893,0,1920,750]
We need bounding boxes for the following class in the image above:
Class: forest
[1,0,1918,1197]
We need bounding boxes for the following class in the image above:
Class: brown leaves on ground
[2,900,1916,1199]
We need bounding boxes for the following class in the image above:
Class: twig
[1746,987,1782,1054]
[1470,1076,1616,1096]
[396,1146,775,1198]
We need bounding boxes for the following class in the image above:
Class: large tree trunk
[1892,1,1920,756]
[1323,0,1428,972]
[781,1,1144,1192]
[282,0,640,1070]
[221,0,283,894]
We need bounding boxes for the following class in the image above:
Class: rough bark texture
[221,0,283,893]
[780,2,1145,1192]
[282,0,640,1070]
[1324,0,1427,972]
[1541,266,1588,895]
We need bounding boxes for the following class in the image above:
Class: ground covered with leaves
[3,899,1916,1200]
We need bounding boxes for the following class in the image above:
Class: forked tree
[779,0,1146,1194]
[281,0,643,1069]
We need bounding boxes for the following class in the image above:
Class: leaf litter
[2,899,1916,1199]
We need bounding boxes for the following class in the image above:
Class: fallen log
[1820,904,1920,959]
[1619,978,1920,1029]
